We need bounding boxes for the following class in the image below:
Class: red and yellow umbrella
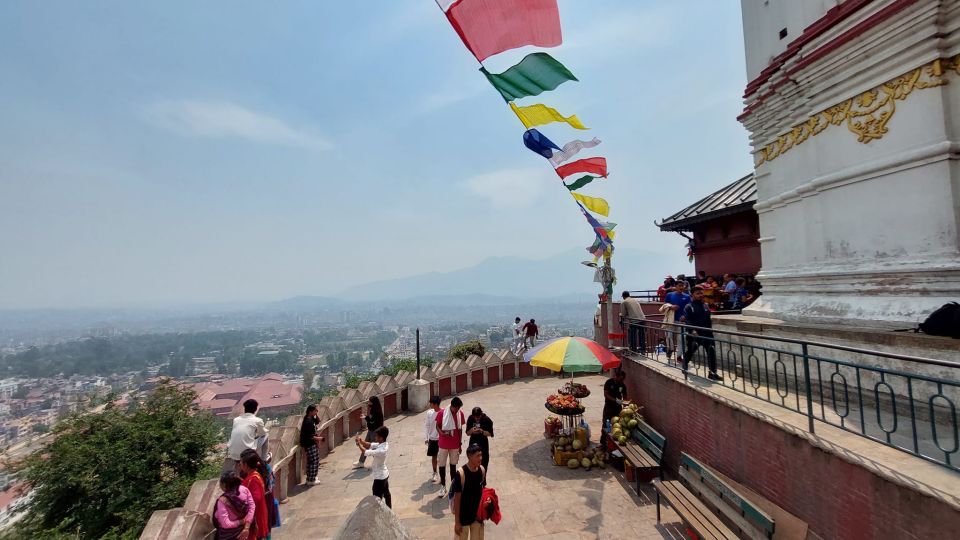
[523,337,621,373]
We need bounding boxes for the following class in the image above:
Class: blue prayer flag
[522,128,561,158]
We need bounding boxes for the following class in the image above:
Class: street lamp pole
[416,327,421,380]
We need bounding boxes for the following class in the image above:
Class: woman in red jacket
[239,450,270,539]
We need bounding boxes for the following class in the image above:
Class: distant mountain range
[332,247,686,303]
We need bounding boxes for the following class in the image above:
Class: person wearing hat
[465,406,494,472]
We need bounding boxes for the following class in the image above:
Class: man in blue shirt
[663,281,691,364]
[682,287,723,381]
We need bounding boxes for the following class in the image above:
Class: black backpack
[918,302,960,338]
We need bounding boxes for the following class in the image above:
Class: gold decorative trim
[754,54,960,166]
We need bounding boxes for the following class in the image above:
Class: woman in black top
[355,396,384,467]
[465,407,494,471]
[300,405,324,484]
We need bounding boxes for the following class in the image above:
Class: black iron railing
[627,290,661,302]
[621,317,960,472]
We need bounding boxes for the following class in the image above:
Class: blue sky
[0,1,752,308]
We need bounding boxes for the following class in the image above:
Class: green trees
[448,340,485,361]
[13,382,220,539]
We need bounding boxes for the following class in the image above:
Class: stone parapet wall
[140,349,546,540]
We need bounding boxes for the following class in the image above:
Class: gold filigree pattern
[754,54,960,165]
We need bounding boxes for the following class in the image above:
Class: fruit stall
[544,391,609,471]
[525,337,621,472]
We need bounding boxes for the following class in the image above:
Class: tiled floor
[274,375,684,539]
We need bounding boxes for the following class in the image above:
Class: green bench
[610,418,665,495]
[655,452,775,540]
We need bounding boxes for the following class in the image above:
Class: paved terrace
[275,375,684,539]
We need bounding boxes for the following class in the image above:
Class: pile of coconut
[610,401,643,444]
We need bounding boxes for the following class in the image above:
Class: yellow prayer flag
[509,102,588,130]
[571,192,609,216]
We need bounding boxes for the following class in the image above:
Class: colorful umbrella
[523,337,621,373]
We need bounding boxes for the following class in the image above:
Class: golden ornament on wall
[754,55,960,166]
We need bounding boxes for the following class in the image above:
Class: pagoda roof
[658,173,756,231]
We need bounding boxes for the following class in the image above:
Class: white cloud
[464,168,550,208]
[143,100,331,150]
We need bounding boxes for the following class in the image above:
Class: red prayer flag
[445,0,563,62]
[555,157,607,179]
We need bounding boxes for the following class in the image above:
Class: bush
[12,381,221,539]
[448,340,485,361]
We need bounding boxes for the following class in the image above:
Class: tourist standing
[451,444,487,540]
[238,451,270,540]
[353,396,384,469]
[211,471,254,540]
[664,281,692,364]
[620,290,646,353]
[355,426,392,508]
[465,407,494,472]
[228,399,269,471]
[424,395,441,483]
[682,286,723,381]
[300,405,325,486]
[436,396,466,498]
[522,318,539,349]
[657,276,675,302]
[511,317,524,354]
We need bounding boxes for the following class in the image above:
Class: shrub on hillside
[448,340,485,361]
[11,381,220,539]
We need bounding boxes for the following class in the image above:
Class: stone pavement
[273,374,685,539]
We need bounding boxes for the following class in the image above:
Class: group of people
[657,271,759,311]
[660,282,724,381]
[294,393,498,539]
[511,317,539,354]
[217,399,285,540]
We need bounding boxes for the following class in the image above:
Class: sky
[0,1,753,309]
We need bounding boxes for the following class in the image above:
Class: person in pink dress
[212,471,255,540]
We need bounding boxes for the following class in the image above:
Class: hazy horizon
[1,1,750,310]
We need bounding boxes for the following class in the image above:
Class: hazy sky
[0,1,753,309]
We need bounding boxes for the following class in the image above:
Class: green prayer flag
[564,175,598,191]
[481,52,578,102]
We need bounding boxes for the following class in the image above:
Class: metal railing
[621,317,960,471]
[627,290,661,302]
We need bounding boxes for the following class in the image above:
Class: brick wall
[622,359,960,540]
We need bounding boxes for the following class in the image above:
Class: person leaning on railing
[681,286,723,381]
[621,290,646,353]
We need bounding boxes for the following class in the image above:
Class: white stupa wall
[738,0,960,326]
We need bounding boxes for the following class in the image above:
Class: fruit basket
[545,394,585,416]
[558,381,590,398]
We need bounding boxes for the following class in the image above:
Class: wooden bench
[610,418,665,494]
[655,452,775,540]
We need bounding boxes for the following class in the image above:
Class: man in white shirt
[356,426,391,508]
[227,399,269,470]
[424,395,441,483]
[511,317,523,354]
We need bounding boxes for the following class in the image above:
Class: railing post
[680,326,688,381]
[801,343,815,434]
